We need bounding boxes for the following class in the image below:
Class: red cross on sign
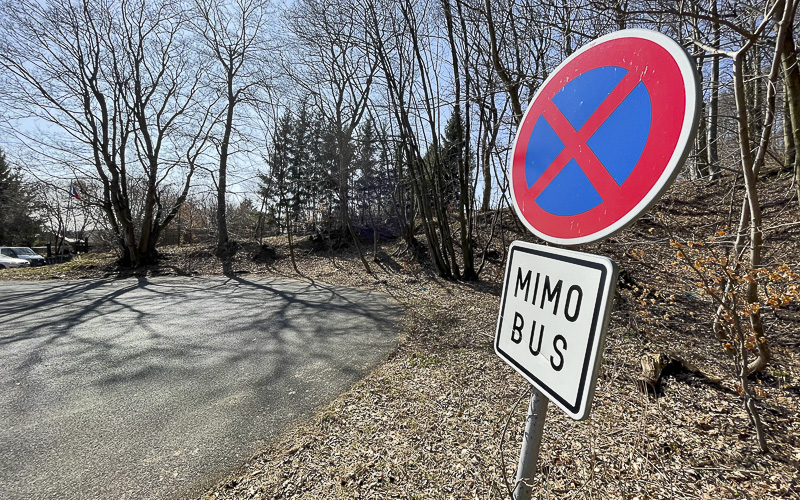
[510,29,700,245]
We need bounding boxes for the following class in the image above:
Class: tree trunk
[785,87,797,171]
[614,0,627,30]
[691,25,708,179]
[216,94,234,255]
[707,1,721,178]
[481,145,492,211]
[723,0,793,452]
[484,0,523,124]
[781,24,800,203]
[137,164,159,265]
[338,135,372,274]
[732,49,768,375]
[695,98,709,178]
[373,225,378,260]
[442,0,476,280]
[287,210,299,274]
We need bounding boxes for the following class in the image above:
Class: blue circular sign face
[511,29,700,245]
[526,66,652,216]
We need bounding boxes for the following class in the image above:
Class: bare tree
[684,0,798,452]
[707,0,722,178]
[191,0,272,256]
[364,0,463,278]
[0,0,211,265]
[441,0,477,279]
[285,0,377,273]
[778,2,800,202]
[35,180,100,254]
[483,0,525,124]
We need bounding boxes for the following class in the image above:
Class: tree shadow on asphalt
[1,276,400,382]
[0,275,402,498]
[0,275,401,412]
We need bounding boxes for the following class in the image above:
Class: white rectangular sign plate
[495,241,618,420]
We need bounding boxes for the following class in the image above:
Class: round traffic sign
[510,29,700,245]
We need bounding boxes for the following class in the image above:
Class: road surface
[0,276,401,499]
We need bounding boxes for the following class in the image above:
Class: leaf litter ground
[3,175,799,499]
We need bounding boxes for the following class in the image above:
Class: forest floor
[3,171,800,499]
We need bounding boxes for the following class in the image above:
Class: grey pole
[513,386,549,500]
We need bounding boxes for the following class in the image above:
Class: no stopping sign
[510,29,700,245]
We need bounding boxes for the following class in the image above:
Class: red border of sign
[510,29,699,245]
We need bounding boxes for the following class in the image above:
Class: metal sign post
[513,387,549,500]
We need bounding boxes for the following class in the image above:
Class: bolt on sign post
[495,29,699,499]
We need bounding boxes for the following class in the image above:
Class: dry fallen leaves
[4,177,799,499]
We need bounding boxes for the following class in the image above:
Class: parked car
[0,253,31,269]
[0,247,46,266]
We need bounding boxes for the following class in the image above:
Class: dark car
[0,247,47,266]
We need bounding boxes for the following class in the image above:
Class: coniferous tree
[354,119,378,223]
[0,148,39,245]
[440,113,465,207]
[275,112,295,231]
[288,107,312,229]
[314,116,340,234]
[353,119,380,254]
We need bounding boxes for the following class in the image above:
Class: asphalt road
[0,276,401,499]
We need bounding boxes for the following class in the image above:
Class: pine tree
[440,113,464,207]
[0,148,40,245]
[353,119,378,223]
[314,116,340,233]
[288,107,311,228]
[263,111,294,232]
